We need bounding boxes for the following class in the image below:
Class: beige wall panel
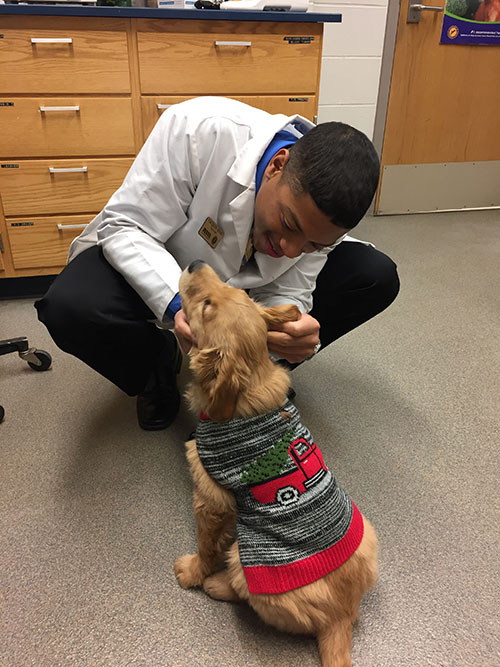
[378,161,500,214]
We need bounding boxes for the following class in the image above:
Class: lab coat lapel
[228,186,255,271]
[224,125,282,274]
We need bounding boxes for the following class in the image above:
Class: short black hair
[282,122,380,230]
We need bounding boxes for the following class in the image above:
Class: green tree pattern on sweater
[240,429,295,485]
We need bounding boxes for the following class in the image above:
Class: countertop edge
[0,5,342,22]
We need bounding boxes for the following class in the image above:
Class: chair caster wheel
[27,349,52,372]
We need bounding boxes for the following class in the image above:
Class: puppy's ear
[260,304,302,330]
[190,347,249,422]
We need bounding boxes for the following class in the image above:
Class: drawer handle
[214,41,252,47]
[49,167,88,174]
[40,106,80,112]
[31,38,73,44]
[57,224,88,230]
[157,104,171,110]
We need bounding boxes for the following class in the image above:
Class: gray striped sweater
[195,400,363,594]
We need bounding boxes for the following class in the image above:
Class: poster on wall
[440,0,500,44]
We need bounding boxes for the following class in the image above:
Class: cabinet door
[0,98,135,158]
[8,214,91,270]
[0,158,133,216]
[0,17,131,94]
[141,95,318,141]
[137,20,322,95]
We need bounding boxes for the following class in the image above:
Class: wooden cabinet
[0,16,135,276]
[0,98,135,158]
[0,14,324,278]
[0,158,134,216]
[9,214,93,270]
[141,95,318,141]
[0,17,131,94]
[136,19,321,95]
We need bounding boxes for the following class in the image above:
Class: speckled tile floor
[1,210,499,667]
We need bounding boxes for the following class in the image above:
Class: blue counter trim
[0,5,341,22]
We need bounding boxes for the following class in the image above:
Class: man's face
[253,148,348,259]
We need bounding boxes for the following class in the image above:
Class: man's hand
[267,312,320,364]
[174,308,195,355]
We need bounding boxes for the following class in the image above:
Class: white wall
[310,0,389,139]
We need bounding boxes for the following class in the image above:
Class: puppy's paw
[174,554,205,589]
[203,571,240,602]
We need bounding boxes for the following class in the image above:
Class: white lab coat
[68,96,357,321]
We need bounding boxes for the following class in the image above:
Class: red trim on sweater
[243,502,364,595]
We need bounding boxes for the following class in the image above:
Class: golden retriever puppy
[174,260,378,667]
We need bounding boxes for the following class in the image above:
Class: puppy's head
[179,260,300,422]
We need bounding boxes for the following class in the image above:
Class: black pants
[35,244,399,396]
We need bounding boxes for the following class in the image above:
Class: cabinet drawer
[137,21,321,95]
[8,214,91,270]
[0,17,130,94]
[141,95,318,140]
[0,98,135,158]
[0,158,133,216]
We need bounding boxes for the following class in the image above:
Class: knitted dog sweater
[195,400,364,595]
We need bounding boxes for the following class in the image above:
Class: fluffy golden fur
[174,262,378,667]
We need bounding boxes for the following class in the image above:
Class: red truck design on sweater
[250,438,327,507]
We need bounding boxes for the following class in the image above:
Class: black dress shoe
[137,334,183,431]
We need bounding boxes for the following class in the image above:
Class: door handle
[407,2,443,22]
[57,223,88,230]
[31,37,73,44]
[49,167,88,173]
[214,41,252,47]
[39,106,80,112]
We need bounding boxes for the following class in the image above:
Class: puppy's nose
[188,259,206,274]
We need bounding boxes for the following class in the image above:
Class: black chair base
[0,337,52,422]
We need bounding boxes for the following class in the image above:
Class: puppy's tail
[317,618,352,667]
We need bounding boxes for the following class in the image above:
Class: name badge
[198,217,224,249]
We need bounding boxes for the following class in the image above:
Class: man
[35,97,399,431]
